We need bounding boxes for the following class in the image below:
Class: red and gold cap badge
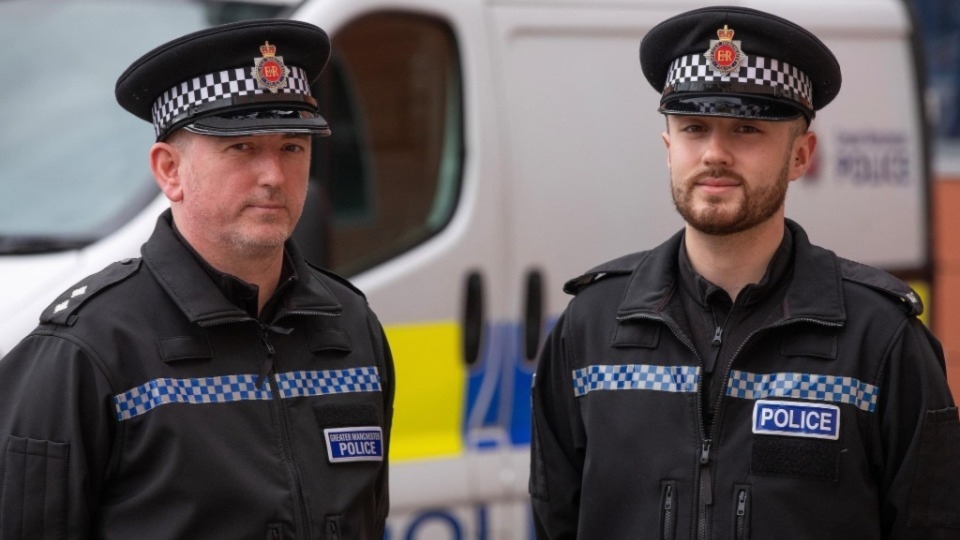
[251,41,290,93]
[703,25,746,75]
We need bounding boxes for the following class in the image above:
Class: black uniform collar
[678,227,794,309]
[616,219,846,325]
[142,209,341,325]
[170,221,265,317]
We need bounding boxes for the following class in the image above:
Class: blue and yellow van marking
[384,319,547,462]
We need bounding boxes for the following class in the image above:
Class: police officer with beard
[530,6,960,539]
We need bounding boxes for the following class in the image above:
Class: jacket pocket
[732,484,751,540]
[907,407,960,527]
[660,479,678,540]
[1,436,69,540]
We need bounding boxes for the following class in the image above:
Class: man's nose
[702,132,733,167]
[256,151,286,187]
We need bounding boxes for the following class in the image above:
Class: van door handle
[523,269,544,361]
[462,271,484,365]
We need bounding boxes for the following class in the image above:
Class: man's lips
[697,178,740,187]
[247,200,286,210]
[691,170,744,193]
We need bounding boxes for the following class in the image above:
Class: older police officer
[0,20,393,538]
[530,6,960,539]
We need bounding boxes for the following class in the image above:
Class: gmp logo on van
[752,400,840,440]
[324,426,384,463]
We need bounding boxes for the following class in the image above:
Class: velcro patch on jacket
[324,426,384,463]
[752,400,840,440]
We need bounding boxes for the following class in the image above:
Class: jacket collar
[142,210,341,325]
[617,219,846,325]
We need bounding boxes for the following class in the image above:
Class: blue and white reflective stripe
[572,364,700,397]
[113,367,381,421]
[276,367,381,398]
[726,370,879,412]
[113,374,270,421]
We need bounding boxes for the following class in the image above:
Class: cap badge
[704,25,746,75]
[251,41,290,93]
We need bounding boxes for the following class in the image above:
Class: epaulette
[563,251,647,295]
[40,258,143,326]
[306,261,367,300]
[838,258,923,317]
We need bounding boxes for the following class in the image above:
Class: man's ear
[662,130,671,169]
[149,142,185,202]
[789,130,817,182]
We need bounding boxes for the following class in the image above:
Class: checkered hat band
[572,364,700,397]
[113,367,381,421]
[726,370,879,412]
[685,102,766,116]
[150,65,312,138]
[665,53,812,107]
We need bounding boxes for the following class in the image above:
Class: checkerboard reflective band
[276,367,381,398]
[572,364,700,397]
[665,53,812,108]
[150,65,312,138]
[113,367,381,421]
[726,370,879,412]
[685,101,765,117]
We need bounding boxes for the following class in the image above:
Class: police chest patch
[324,427,384,463]
[752,400,840,440]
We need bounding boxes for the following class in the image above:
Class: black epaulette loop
[564,272,610,295]
[40,258,142,326]
[838,258,923,317]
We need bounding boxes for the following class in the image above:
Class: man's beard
[671,157,790,236]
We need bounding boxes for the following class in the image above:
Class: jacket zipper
[661,481,677,540]
[260,328,312,540]
[620,312,843,539]
[697,439,713,540]
[324,516,342,540]
[735,488,749,540]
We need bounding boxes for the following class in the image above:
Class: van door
[293,1,521,537]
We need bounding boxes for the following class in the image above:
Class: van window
[309,13,463,276]
[0,0,293,254]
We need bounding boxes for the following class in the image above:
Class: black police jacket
[530,220,960,539]
[0,211,394,539]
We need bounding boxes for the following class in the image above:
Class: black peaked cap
[640,6,841,118]
[116,19,331,140]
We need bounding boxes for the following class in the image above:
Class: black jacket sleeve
[0,331,118,539]
[877,318,960,538]
[367,311,395,539]
[530,311,585,539]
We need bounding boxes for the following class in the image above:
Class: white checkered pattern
[572,364,700,397]
[113,367,381,421]
[150,65,312,138]
[686,101,765,117]
[726,370,879,412]
[276,367,382,398]
[665,53,812,108]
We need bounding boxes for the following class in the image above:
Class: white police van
[0,0,931,537]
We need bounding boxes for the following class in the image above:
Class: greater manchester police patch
[324,426,384,463]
